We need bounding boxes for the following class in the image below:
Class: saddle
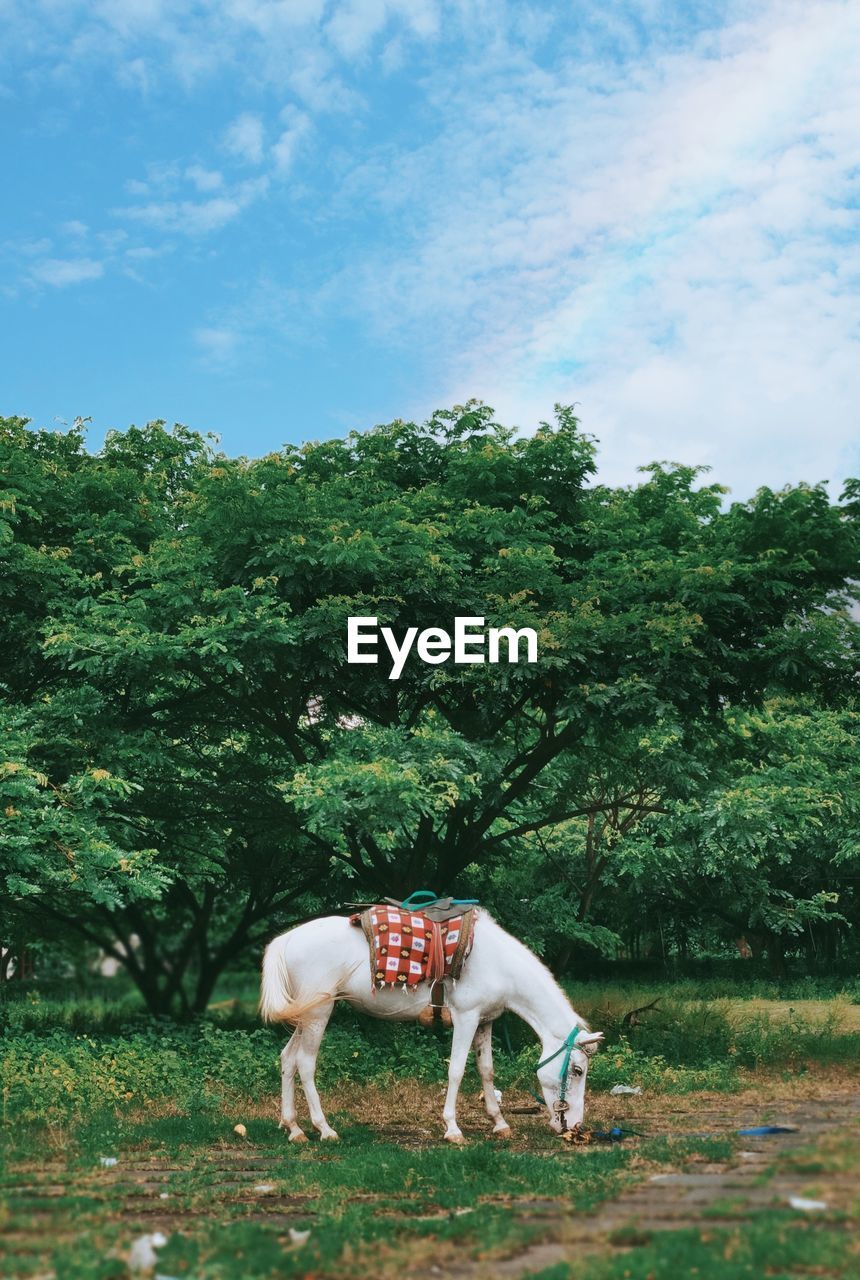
[348,894,478,1028]
[380,895,471,923]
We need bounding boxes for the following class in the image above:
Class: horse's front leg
[443,1010,481,1144]
[295,1006,339,1141]
[473,1022,512,1138]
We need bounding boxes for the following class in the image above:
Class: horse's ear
[578,1031,604,1056]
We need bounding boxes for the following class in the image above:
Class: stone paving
[4,1092,858,1277]
[423,1091,860,1278]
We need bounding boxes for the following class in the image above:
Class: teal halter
[535,1027,586,1131]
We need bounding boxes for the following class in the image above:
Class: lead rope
[500,1021,585,1132]
[535,1027,585,1133]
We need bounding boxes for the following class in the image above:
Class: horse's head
[536,1029,604,1135]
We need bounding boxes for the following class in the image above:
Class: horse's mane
[477,910,593,1037]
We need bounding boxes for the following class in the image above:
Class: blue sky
[2,0,859,497]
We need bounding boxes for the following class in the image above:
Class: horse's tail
[259,932,333,1025]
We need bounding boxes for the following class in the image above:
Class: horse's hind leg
[473,1023,512,1138]
[280,1029,307,1142]
[295,1003,339,1141]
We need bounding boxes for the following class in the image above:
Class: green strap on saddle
[399,889,480,910]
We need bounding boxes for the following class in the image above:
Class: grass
[528,1127,860,1280]
[0,1013,847,1132]
[3,1082,858,1279]
[575,974,860,1003]
[3,978,858,1128]
[572,1215,860,1280]
[2,980,858,1277]
[0,1095,739,1280]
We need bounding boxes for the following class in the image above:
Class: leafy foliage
[1,407,858,1007]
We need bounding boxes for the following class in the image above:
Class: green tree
[2,407,857,1009]
[634,699,860,973]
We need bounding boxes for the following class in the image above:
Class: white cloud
[223,112,265,165]
[379,35,404,73]
[15,238,53,257]
[188,274,310,372]
[327,0,860,495]
[29,257,104,287]
[96,228,128,252]
[117,55,150,92]
[222,0,328,35]
[119,176,269,235]
[285,45,362,113]
[4,0,859,496]
[123,162,180,197]
[94,1,173,39]
[325,0,390,59]
[195,324,242,364]
[0,0,446,100]
[325,0,439,58]
[186,164,224,192]
[272,107,309,174]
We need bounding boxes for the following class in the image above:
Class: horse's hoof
[492,1126,512,1140]
[288,1131,309,1143]
[444,1132,467,1146]
[320,1130,339,1142]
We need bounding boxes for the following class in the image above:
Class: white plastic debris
[99,1156,118,1168]
[254,1183,276,1194]
[158,1192,170,1200]
[788,1196,828,1212]
[128,1231,168,1274]
[609,1085,642,1096]
[494,1088,503,1103]
[288,1228,311,1246]
[233,1123,247,1138]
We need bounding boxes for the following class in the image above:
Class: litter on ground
[128,1231,168,1274]
[788,1196,828,1212]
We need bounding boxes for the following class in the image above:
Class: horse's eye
[572,1064,584,1077]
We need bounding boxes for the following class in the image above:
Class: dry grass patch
[723,997,860,1031]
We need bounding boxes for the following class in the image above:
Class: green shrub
[0,1026,271,1123]
[2,984,856,1128]
[730,1006,858,1067]
[587,1036,738,1093]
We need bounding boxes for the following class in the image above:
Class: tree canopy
[2,407,858,1010]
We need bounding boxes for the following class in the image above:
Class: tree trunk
[766,932,787,978]
[113,932,246,1018]
[191,961,223,1016]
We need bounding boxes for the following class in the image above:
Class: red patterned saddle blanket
[350,906,476,991]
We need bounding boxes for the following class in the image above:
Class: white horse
[260,909,604,1144]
